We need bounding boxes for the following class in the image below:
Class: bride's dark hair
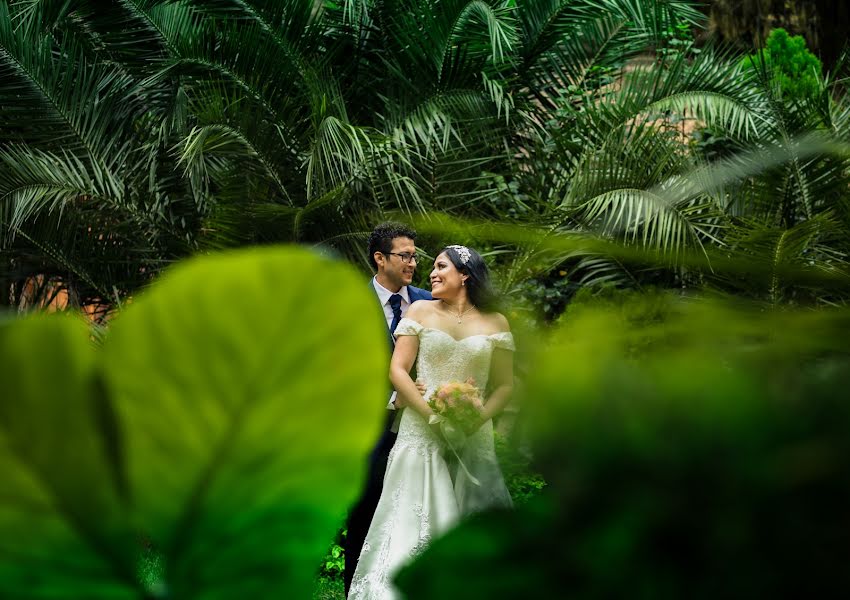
[441,245,498,312]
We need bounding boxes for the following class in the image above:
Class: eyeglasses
[385,252,418,264]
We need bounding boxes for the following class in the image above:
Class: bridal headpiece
[446,245,471,264]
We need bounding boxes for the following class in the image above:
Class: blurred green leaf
[102,246,388,598]
[0,246,387,598]
[398,298,850,598]
[0,316,138,598]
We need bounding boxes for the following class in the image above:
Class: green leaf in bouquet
[0,316,139,599]
[102,246,387,598]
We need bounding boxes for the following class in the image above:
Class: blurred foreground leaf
[0,317,138,598]
[398,296,850,598]
[0,247,387,598]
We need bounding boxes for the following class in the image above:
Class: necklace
[442,300,476,324]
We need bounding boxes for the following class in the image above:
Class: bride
[349,244,514,599]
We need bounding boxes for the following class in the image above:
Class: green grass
[313,576,345,600]
[137,545,165,595]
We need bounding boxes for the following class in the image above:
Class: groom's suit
[344,278,432,595]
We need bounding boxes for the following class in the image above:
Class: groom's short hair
[367,222,417,270]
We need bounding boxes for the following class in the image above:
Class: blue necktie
[389,293,403,334]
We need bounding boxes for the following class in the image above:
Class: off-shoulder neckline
[397,317,511,343]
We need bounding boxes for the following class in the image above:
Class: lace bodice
[392,317,514,453]
[394,317,515,395]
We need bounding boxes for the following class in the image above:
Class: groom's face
[379,236,417,288]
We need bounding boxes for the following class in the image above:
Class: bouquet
[428,379,484,432]
[427,378,484,485]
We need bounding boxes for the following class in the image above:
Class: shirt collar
[373,276,411,305]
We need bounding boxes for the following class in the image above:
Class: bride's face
[429,252,467,298]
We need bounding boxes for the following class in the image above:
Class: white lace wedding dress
[349,317,514,599]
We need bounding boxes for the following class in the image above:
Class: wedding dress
[348,317,514,599]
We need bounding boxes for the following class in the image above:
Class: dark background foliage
[2,0,848,322]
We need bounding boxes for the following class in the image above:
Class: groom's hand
[393,379,427,409]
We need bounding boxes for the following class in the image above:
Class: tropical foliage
[9,0,847,319]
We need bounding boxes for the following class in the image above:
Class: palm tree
[8,0,841,319]
[500,27,850,308]
[0,0,706,300]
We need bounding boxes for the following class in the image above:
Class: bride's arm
[390,334,435,420]
[481,346,513,422]
[481,315,514,422]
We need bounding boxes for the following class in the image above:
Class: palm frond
[176,123,291,204]
[724,212,850,302]
[0,6,141,161]
[573,253,640,288]
[516,0,704,97]
[0,146,125,234]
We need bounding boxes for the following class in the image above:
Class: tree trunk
[812,0,850,68]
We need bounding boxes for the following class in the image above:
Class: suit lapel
[408,285,433,303]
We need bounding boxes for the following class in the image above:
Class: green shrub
[319,531,346,579]
[743,28,823,100]
[494,433,546,506]
[397,298,850,598]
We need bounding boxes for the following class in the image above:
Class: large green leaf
[102,246,388,598]
[0,316,139,599]
[0,247,389,597]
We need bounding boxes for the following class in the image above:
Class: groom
[344,222,432,595]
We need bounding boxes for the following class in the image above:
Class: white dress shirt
[372,276,411,330]
[372,277,412,412]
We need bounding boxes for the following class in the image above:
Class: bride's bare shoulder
[484,311,510,332]
[407,299,437,320]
